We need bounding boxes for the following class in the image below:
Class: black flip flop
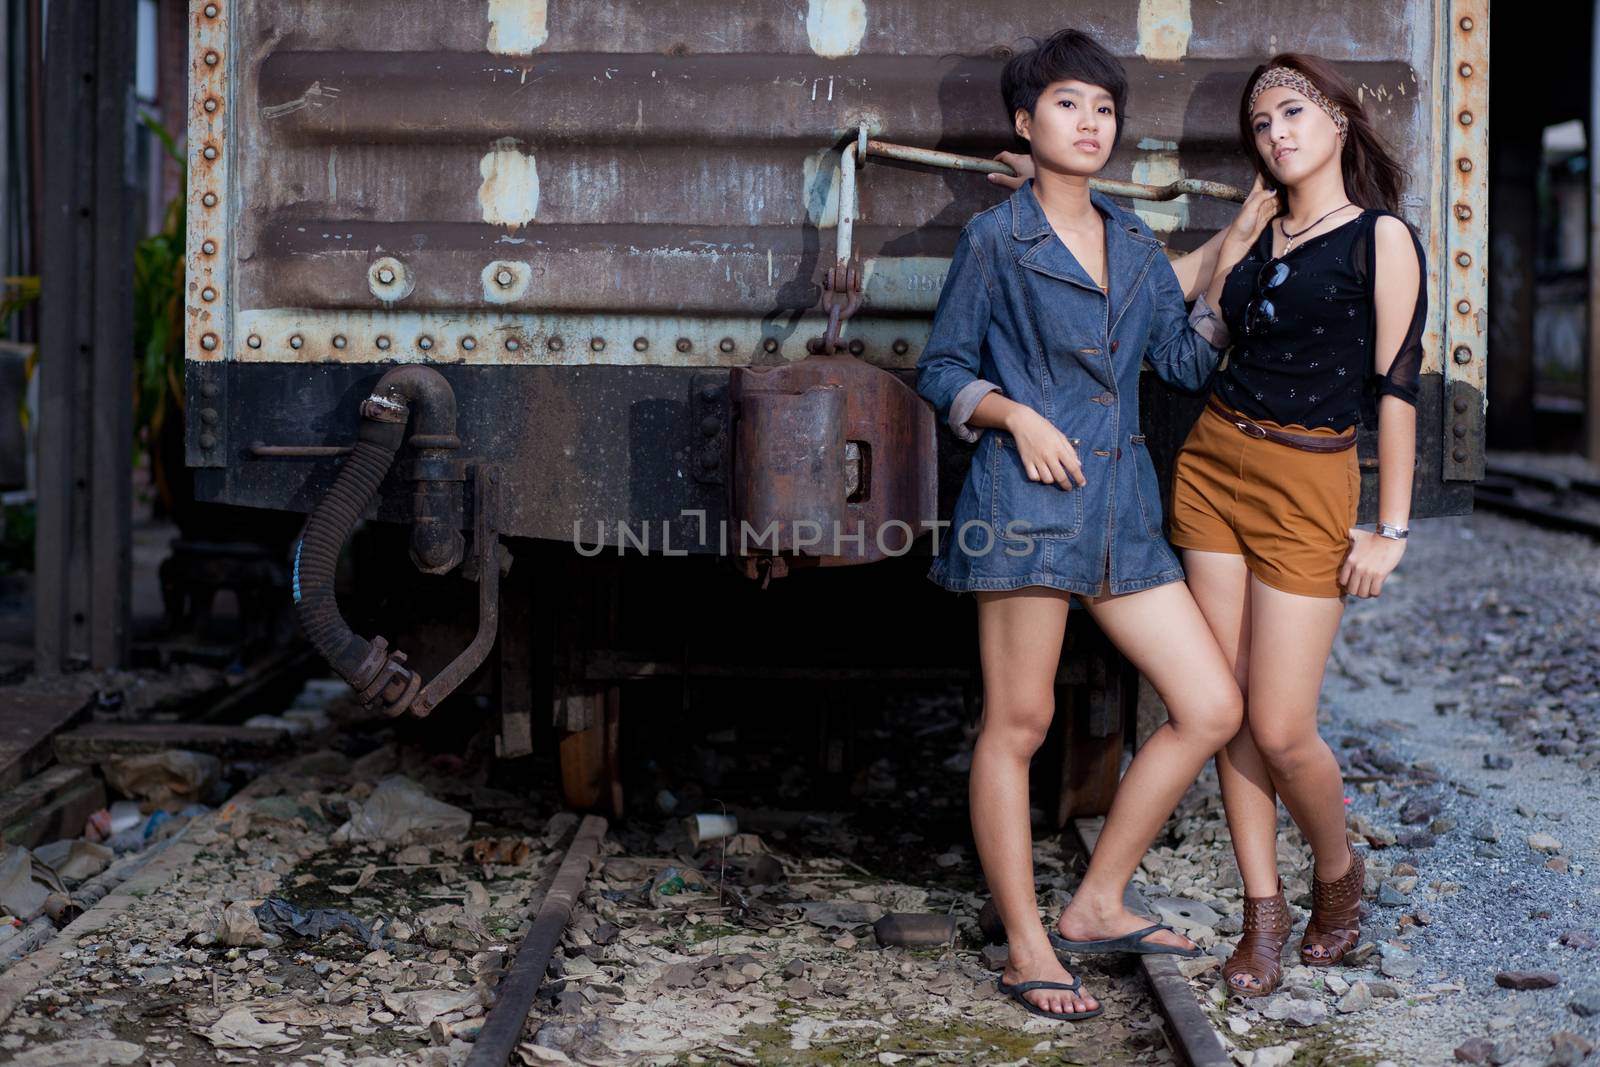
[997,976,1105,1022]
[1050,922,1203,958]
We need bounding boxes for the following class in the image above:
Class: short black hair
[1001,29,1128,147]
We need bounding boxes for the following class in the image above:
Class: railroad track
[1475,462,1600,540]
[1073,818,1232,1067]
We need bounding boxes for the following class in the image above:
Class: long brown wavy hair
[1238,53,1406,213]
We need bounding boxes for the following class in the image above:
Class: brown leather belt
[1207,398,1356,454]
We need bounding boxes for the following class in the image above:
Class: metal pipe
[247,444,355,459]
[466,815,608,1067]
[830,123,1248,278]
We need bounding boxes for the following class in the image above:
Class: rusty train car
[185,0,1488,818]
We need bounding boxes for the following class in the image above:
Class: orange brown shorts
[1169,402,1360,598]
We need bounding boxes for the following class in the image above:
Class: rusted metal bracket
[729,354,936,575]
[1440,0,1488,482]
[411,463,503,718]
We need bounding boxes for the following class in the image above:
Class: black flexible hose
[292,417,405,686]
[290,366,462,711]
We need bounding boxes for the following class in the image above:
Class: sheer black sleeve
[1352,212,1427,428]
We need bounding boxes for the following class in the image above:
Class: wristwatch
[1376,523,1409,541]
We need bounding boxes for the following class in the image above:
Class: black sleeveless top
[1214,210,1427,432]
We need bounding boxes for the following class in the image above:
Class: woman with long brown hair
[1174,54,1426,996]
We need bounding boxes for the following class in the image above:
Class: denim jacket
[916,181,1222,596]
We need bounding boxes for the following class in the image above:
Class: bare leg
[1055,581,1243,949]
[972,589,1097,1016]
[1183,551,1281,900]
[1244,577,1352,892]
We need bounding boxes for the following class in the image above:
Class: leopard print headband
[1248,67,1349,142]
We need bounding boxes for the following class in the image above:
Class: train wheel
[558,685,623,819]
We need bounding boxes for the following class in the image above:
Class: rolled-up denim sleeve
[1143,248,1223,395]
[1188,294,1231,349]
[916,229,1001,443]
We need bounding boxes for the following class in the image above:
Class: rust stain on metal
[185,0,229,363]
[730,352,936,569]
[1439,0,1488,482]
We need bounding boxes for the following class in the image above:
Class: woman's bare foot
[1001,934,1100,1016]
[1056,895,1197,953]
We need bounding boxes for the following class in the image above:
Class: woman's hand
[987,151,1034,191]
[1339,529,1406,598]
[1005,407,1085,490]
[1225,174,1281,252]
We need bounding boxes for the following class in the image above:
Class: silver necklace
[1279,203,1355,254]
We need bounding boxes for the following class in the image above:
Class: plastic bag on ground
[102,750,221,807]
[332,776,471,845]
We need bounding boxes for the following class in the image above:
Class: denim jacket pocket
[989,434,1085,540]
[1129,435,1166,541]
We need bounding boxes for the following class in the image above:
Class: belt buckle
[1234,419,1268,440]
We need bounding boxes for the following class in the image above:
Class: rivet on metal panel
[418,336,434,350]
[246,335,261,349]
[1453,345,1472,364]
[1452,423,1467,438]
[289,334,304,350]
[506,338,521,352]
[201,239,216,255]
[633,337,648,352]
[1458,15,1474,30]
[200,382,218,399]
[1458,111,1473,126]
[200,433,217,450]
[699,448,720,470]
[1454,396,1470,413]
[545,336,561,351]
[1455,252,1471,268]
[700,416,720,437]
[1453,447,1468,462]
[203,98,218,113]
[848,339,865,356]
[200,333,218,351]
[368,257,414,302]
[762,337,779,353]
[202,144,218,160]
[201,192,217,207]
[200,407,219,426]
[201,287,216,302]
[590,337,606,352]
[1459,62,1473,77]
[1457,158,1472,173]
[204,2,219,16]
[204,50,219,66]
[892,338,909,355]
[1455,300,1471,315]
[700,385,719,402]
[676,338,692,353]
[1454,203,1473,221]
[718,337,735,353]
[462,337,477,351]
[376,336,392,351]
[333,335,347,349]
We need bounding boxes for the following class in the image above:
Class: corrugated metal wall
[188,0,1463,374]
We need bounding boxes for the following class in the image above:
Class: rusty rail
[1072,818,1231,1067]
[466,814,608,1067]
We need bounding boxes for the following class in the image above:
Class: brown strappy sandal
[1301,845,1365,966]
[1222,883,1292,998]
